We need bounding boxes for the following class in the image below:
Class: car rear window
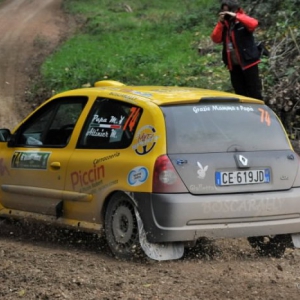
[161,103,290,154]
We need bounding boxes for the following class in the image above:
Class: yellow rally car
[1,80,300,260]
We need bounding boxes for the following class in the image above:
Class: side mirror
[0,128,11,142]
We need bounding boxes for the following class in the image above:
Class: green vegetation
[40,0,229,95]
[35,0,300,137]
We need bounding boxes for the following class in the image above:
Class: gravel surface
[1,219,300,300]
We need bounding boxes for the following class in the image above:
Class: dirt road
[1,219,300,300]
[0,0,69,129]
[1,1,300,299]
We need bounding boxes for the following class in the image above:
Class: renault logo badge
[235,154,250,168]
[239,155,248,166]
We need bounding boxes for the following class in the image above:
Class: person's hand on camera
[218,13,225,23]
[219,11,237,22]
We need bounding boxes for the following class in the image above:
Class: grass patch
[39,0,228,95]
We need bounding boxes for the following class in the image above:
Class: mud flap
[134,208,184,261]
[291,233,300,248]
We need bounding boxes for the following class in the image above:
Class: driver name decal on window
[11,151,51,170]
[79,100,142,149]
[86,114,125,139]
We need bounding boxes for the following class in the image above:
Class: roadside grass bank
[37,0,230,97]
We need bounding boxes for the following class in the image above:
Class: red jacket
[211,9,260,70]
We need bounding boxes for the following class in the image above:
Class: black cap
[221,0,240,12]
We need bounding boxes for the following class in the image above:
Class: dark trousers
[229,64,263,100]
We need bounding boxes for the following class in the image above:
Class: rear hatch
[161,101,298,194]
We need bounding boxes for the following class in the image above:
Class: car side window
[77,98,142,149]
[13,97,88,147]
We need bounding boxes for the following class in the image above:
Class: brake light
[152,155,188,193]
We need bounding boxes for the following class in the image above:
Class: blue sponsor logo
[128,166,148,186]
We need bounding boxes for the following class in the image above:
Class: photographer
[211,0,263,100]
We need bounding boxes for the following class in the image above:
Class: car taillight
[152,155,188,193]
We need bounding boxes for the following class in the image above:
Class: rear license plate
[215,169,270,186]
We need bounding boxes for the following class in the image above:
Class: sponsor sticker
[11,151,51,170]
[132,125,159,155]
[128,166,148,186]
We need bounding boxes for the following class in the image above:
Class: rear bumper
[134,189,300,243]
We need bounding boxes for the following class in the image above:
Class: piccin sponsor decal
[71,164,105,191]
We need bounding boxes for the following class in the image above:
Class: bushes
[241,0,300,136]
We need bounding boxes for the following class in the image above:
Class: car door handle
[50,162,61,169]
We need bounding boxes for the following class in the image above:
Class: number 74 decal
[258,108,271,126]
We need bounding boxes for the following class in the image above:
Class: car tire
[104,192,142,260]
[247,234,292,258]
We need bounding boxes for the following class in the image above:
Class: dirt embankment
[0,0,72,129]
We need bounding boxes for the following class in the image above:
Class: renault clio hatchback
[1,80,300,261]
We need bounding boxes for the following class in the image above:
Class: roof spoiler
[94,80,125,87]
[200,97,240,102]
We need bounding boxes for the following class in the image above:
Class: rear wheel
[104,193,142,259]
[247,234,292,258]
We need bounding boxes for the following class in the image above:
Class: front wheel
[104,192,142,259]
[247,234,292,258]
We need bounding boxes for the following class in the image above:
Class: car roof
[53,80,264,106]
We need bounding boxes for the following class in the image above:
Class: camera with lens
[224,13,233,21]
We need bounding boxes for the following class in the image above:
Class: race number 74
[258,108,271,126]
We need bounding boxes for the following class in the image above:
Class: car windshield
[161,103,290,154]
